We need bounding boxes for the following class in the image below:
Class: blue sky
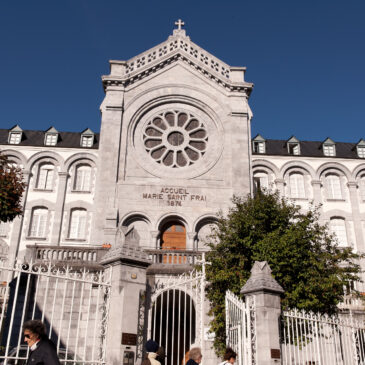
[0,0,364,142]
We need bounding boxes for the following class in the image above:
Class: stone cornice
[102,34,253,95]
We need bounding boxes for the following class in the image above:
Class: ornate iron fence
[0,259,111,365]
[281,308,365,365]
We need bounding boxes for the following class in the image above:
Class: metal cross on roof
[175,19,185,30]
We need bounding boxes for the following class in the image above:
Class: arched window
[330,218,348,247]
[37,163,54,190]
[289,173,305,198]
[29,208,48,237]
[74,165,91,191]
[325,174,342,199]
[253,172,269,193]
[161,222,186,250]
[69,209,87,239]
[360,175,365,201]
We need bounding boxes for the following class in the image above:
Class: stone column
[347,181,364,252]
[274,178,285,196]
[187,232,196,250]
[241,261,284,365]
[50,171,69,244]
[311,180,322,205]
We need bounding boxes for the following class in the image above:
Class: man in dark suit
[23,320,61,365]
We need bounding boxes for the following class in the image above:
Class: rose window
[143,111,208,168]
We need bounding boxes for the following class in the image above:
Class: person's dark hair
[23,320,46,339]
[224,348,237,361]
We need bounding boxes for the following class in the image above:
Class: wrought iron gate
[148,269,205,365]
[225,290,256,365]
[0,259,111,365]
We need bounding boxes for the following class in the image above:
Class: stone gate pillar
[241,261,284,365]
[101,244,150,365]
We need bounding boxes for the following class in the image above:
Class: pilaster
[274,178,285,195]
[311,179,323,204]
[347,181,364,252]
[50,171,69,244]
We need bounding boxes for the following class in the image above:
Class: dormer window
[80,128,94,148]
[252,134,266,154]
[9,132,22,144]
[322,138,336,157]
[356,139,365,158]
[44,127,59,146]
[287,136,300,155]
[8,125,23,145]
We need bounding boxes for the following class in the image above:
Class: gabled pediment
[102,24,253,94]
[287,136,299,144]
[9,125,22,132]
[357,138,365,147]
[45,126,58,133]
[323,137,335,145]
[81,128,94,135]
[253,134,266,142]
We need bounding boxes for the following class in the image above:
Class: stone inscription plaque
[122,333,137,346]
[142,187,207,207]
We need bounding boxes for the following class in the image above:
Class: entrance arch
[161,222,186,250]
[151,289,196,365]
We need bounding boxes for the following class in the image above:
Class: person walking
[141,339,161,365]
[218,348,237,365]
[186,347,202,365]
[23,319,61,365]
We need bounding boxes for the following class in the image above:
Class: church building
[1,21,365,365]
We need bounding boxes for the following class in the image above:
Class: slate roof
[0,129,99,149]
[254,139,362,159]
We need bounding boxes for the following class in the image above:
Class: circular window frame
[132,102,223,179]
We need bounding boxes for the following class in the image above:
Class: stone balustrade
[144,248,203,265]
[26,244,109,268]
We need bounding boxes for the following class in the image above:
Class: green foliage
[204,190,363,354]
[0,153,25,222]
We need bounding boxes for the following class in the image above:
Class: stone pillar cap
[240,261,284,295]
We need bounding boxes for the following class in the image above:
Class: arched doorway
[151,289,196,365]
[161,222,186,249]
[160,222,186,263]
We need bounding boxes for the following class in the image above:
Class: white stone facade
[1,23,365,364]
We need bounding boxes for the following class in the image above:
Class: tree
[204,190,363,354]
[0,153,25,222]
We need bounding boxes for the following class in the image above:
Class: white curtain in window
[45,134,57,146]
[30,208,47,237]
[289,173,305,198]
[360,176,365,200]
[326,174,342,199]
[69,209,87,239]
[81,136,93,147]
[330,218,348,247]
[37,164,54,190]
[254,173,269,191]
[323,145,335,156]
[75,165,91,191]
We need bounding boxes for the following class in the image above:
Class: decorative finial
[174,19,185,30]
